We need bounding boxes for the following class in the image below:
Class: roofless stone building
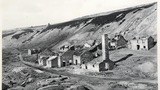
[81,34,115,72]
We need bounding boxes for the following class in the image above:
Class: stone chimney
[58,54,61,67]
[102,34,109,60]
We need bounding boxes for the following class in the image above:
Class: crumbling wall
[81,52,94,64]
[148,36,154,50]
[46,57,59,68]
[99,60,115,71]
[73,55,81,65]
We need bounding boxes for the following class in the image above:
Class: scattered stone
[66,85,91,90]
[60,77,68,81]
[8,81,17,87]
[137,62,155,73]
[118,81,129,87]
[37,84,64,90]
[34,69,44,73]
[8,86,24,90]
[12,67,26,73]
[27,78,34,83]
[37,78,56,86]
[128,82,136,87]
[2,83,10,90]
[129,83,147,89]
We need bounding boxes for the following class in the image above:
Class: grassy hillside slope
[2,3,157,50]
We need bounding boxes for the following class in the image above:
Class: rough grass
[3,3,156,49]
[2,49,19,65]
[108,81,158,90]
[23,55,38,63]
[2,32,15,38]
[40,18,91,33]
[41,3,146,34]
[12,29,34,39]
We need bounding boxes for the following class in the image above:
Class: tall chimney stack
[102,34,109,60]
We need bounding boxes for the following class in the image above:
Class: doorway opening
[62,61,66,66]
[85,65,88,69]
[75,60,78,65]
[137,45,140,50]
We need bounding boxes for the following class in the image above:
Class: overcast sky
[1,0,156,30]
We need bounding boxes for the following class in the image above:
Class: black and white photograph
[1,0,158,90]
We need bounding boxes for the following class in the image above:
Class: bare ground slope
[2,3,157,50]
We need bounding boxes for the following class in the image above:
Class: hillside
[2,2,157,50]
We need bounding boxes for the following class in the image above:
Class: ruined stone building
[73,49,94,65]
[81,56,101,72]
[70,45,84,50]
[59,49,76,67]
[46,56,61,68]
[38,49,60,67]
[92,48,102,58]
[59,45,70,52]
[128,36,154,50]
[81,34,114,72]
[37,45,94,68]
[28,48,41,55]
[55,48,94,67]
[38,56,49,66]
[109,34,128,49]
[83,43,92,48]
[83,40,97,48]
